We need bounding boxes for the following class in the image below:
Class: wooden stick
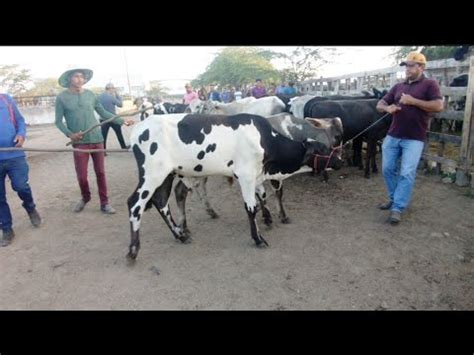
[65,106,154,146]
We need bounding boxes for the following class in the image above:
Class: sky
[0,46,399,94]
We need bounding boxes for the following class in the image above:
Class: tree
[0,64,33,95]
[391,46,460,63]
[271,46,338,83]
[146,80,169,99]
[193,47,280,88]
[22,78,63,96]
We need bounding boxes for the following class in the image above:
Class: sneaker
[101,204,116,214]
[1,229,15,247]
[378,201,393,210]
[74,199,88,213]
[28,209,42,227]
[389,211,401,225]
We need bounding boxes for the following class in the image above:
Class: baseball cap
[400,51,427,66]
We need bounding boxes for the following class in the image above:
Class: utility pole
[123,48,132,96]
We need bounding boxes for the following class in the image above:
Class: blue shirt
[0,94,26,161]
[282,86,297,95]
[98,92,123,115]
[208,91,221,102]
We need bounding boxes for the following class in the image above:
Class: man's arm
[94,96,124,125]
[376,99,401,114]
[55,97,73,137]
[113,94,123,108]
[10,97,26,147]
[399,94,444,113]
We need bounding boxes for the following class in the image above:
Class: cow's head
[302,139,343,174]
[153,103,167,115]
[305,117,344,151]
[187,99,207,114]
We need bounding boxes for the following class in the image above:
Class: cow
[302,99,392,178]
[126,113,343,260]
[135,98,154,121]
[288,88,388,118]
[154,102,189,114]
[172,113,344,229]
[190,96,286,116]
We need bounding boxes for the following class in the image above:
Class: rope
[0,147,131,153]
[342,112,391,147]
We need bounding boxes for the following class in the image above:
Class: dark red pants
[73,143,108,206]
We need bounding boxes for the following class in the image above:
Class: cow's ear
[306,118,323,128]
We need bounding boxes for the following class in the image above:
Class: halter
[312,143,343,173]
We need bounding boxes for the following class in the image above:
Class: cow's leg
[270,180,290,224]
[371,141,379,174]
[192,177,219,219]
[255,183,272,227]
[127,173,170,261]
[352,138,364,170]
[174,179,191,237]
[149,174,189,244]
[364,140,372,179]
[238,176,268,247]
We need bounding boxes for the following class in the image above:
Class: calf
[126,113,343,260]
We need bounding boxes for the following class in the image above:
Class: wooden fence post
[456,56,474,186]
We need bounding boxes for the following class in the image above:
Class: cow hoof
[255,236,269,248]
[126,248,138,262]
[372,169,379,174]
[364,174,370,179]
[178,234,192,244]
[263,217,273,227]
[280,216,291,224]
[207,209,219,219]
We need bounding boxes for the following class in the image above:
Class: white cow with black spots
[126,113,343,260]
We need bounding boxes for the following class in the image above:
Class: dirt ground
[0,123,473,310]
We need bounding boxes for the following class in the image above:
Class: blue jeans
[0,156,36,231]
[382,135,425,213]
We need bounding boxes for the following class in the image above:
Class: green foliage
[193,47,280,88]
[0,64,33,95]
[272,46,337,83]
[391,46,460,63]
[21,77,63,96]
[146,80,170,98]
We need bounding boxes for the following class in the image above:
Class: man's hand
[386,104,402,114]
[69,132,84,142]
[399,93,416,106]
[124,118,135,126]
[14,135,25,147]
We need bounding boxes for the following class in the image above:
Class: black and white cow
[172,112,345,229]
[154,102,189,115]
[126,113,343,260]
[303,99,392,178]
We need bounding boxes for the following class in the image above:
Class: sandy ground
[0,123,473,310]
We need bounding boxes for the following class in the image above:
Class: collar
[405,73,425,85]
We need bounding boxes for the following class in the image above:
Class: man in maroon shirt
[376,52,443,225]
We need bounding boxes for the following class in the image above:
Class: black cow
[304,99,392,178]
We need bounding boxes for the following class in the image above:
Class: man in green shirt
[55,68,135,214]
